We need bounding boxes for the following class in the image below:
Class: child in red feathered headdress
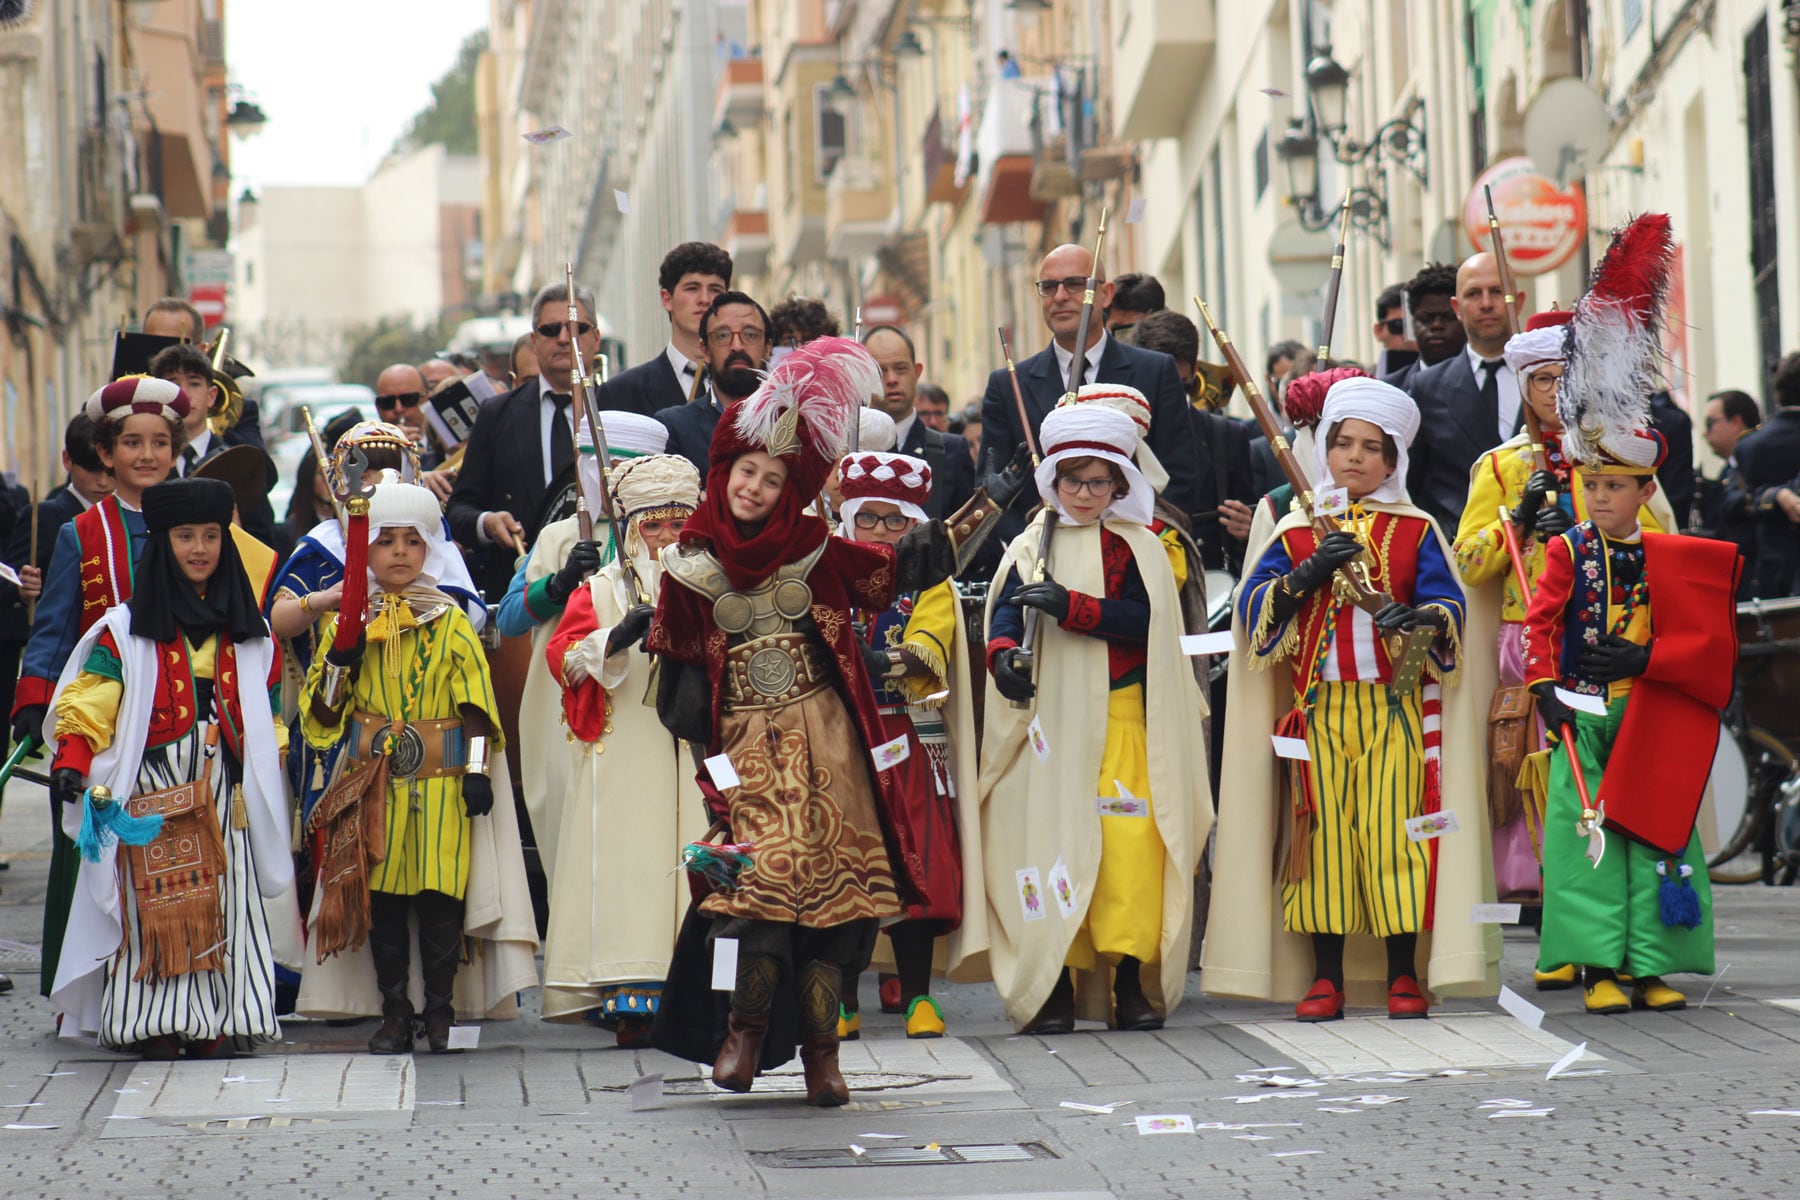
[645,335,1028,1108]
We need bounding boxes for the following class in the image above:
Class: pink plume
[732,335,878,461]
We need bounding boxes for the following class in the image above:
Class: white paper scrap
[104,1114,145,1120]
[36,1073,75,1078]
[1272,1150,1324,1157]
[1553,687,1608,717]
[1061,1100,1131,1115]
[613,189,632,214]
[416,1100,465,1106]
[857,1132,906,1138]
[1404,811,1461,841]
[446,1025,480,1050]
[1470,902,1524,924]
[1135,1114,1195,1135]
[521,125,572,145]
[1748,1110,1800,1116]
[1489,1108,1554,1119]
[1180,631,1235,656]
[704,753,740,789]
[849,1144,866,1156]
[870,733,910,771]
[711,936,740,990]
[628,1073,664,1112]
[1125,197,1148,224]
[5,1124,57,1131]
[1272,736,1311,761]
[1497,985,1545,1030]
[1545,1041,1589,1081]
[0,563,18,588]
[1234,1134,1272,1141]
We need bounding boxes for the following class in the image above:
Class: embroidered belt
[721,634,833,711]
[346,712,467,780]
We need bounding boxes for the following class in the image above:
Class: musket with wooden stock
[564,263,648,606]
[1315,192,1354,363]
[1193,294,1436,692]
[1485,184,1552,479]
[1011,206,1108,707]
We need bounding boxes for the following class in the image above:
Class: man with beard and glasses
[656,292,772,475]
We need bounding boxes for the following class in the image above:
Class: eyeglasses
[853,511,913,531]
[1382,318,1406,336]
[1034,276,1091,298]
[1056,474,1117,496]
[376,392,424,410]
[534,320,595,339]
[1527,373,1563,393]
[706,326,767,348]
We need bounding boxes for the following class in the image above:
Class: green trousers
[1537,694,1714,978]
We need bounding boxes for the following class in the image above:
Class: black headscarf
[129,478,267,648]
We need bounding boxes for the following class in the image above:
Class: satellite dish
[1523,77,1613,187]
[1267,217,1337,294]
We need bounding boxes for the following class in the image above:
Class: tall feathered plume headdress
[727,335,877,467]
[1558,213,1675,465]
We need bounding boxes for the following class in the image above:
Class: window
[814,83,847,183]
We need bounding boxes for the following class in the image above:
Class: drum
[1203,569,1236,632]
[1735,597,1800,744]
[1708,718,1750,860]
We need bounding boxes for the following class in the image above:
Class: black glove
[1014,579,1071,623]
[51,766,85,808]
[604,604,655,657]
[1577,633,1650,684]
[858,637,892,680]
[1530,681,1578,739]
[982,444,1035,510]
[546,540,603,605]
[461,772,494,818]
[1532,506,1574,538]
[1515,470,1558,529]
[324,634,365,669]
[10,705,46,754]
[1285,531,1363,596]
[1374,602,1448,633]
[992,647,1036,703]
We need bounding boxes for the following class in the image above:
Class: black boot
[367,892,415,1055]
[416,889,466,1054]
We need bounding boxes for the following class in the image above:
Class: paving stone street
[4,783,1800,1199]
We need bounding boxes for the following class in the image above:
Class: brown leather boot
[712,1010,770,1093]
[800,1034,849,1107]
[1022,968,1075,1035]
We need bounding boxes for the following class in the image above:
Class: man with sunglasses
[447,282,604,600]
[656,291,771,474]
[978,245,1200,548]
[375,364,461,500]
[1372,283,1418,380]
[596,242,733,417]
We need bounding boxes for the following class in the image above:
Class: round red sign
[1462,157,1587,276]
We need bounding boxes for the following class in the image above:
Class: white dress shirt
[1052,331,1110,395]
[179,428,213,476]
[892,409,919,451]
[1465,343,1521,443]
[664,343,701,402]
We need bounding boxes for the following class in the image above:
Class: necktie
[550,393,574,477]
[181,446,199,477]
[1479,360,1501,434]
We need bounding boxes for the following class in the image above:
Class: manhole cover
[755,1142,1057,1169]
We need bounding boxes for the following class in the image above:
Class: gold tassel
[231,784,249,831]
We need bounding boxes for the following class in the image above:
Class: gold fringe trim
[1243,579,1299,671]
[897,636,949,707]
[1422,603,1462,685]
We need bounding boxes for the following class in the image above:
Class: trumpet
[205,328,245,437]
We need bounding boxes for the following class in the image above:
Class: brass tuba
[205,328,245,437]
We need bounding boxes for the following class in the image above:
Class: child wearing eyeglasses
[977,397,1211,1037]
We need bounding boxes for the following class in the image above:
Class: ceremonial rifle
[1192,294,1434,693]
[565,264,648,606]
[1486,185,1552,479]
[996,326,1041,466]
[1012,207,1108,707]
[330,448,375,656]
[1315,192,1354,363]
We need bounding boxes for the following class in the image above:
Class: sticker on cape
[1404,811,1460,842]
[1047,857,1078,919]
[1180,631,1234,656]
[1313,486,1349,518]
[870,733,910,771]
[1027,715,1050,762]
[704,753,740,789]
[1271,735,1311,761]
[1016,867,1046,922]
[1097,795,1149,817]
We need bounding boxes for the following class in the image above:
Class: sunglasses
[535,320,595,339]
[1034,276,1091,298]
[1382,318,1406,336]
[376,392,424,410]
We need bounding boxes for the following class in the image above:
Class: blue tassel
[75,787,164,863]
[1656,860,1702,930]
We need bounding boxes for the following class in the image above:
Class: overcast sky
[226,0,489,190]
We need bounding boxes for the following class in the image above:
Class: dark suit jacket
[1649,391,1695,529]
[656,394,726,477]
[899,419,975,520]
[1722,407,1800,598]
[447,379,554,599]
[1382,357,1425,394]
[224,399,267,452]
[0,483,86,643]
[595,353,690,417]
[1189,408,1255,571]
[979,336,1201,543]
[1405,352,1517,531]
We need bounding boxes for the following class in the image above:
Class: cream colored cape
[295,731,541,1021]
[1201,500,1501,1007]
[541,552,708,1021]
[519,516,585,878]
[953,513,1214,1028]
[869,579,982,980]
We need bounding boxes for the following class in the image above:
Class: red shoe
[1387,974,1429,1020]
[1295,979,1344,1022]
[615,1016,652,1049]
[878,974,904,1014]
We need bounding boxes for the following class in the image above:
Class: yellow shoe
[1583,978,1632,1014]
[904,996,946,1039]
[1533,964,1579,991]
[837,1005,861,1041]
[1631,978,1687,1011]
